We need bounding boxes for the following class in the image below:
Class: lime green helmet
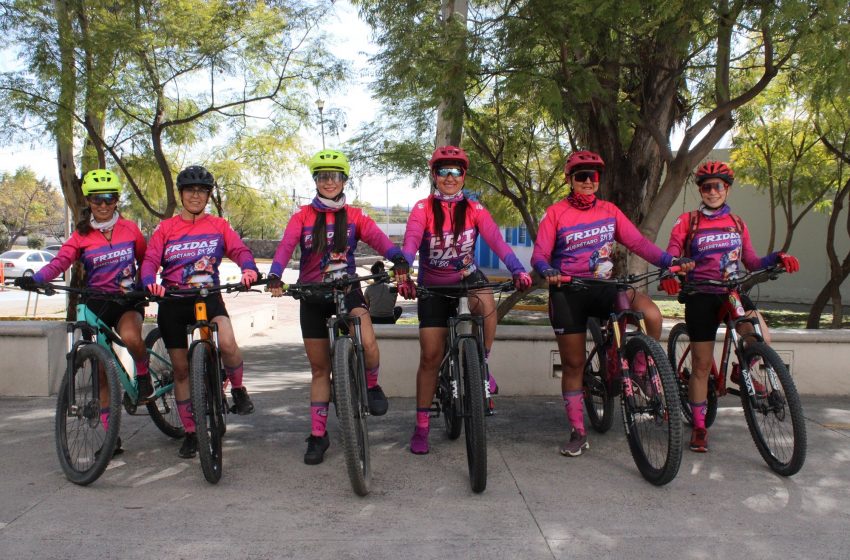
[82,169,121,196]
[308,149,350,177]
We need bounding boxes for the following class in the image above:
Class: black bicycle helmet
[176,165,215,190]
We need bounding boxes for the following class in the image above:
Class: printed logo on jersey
[85,241,138,292]
[163,235,221,262]
[426,228,476,274]
[558,220,615,253]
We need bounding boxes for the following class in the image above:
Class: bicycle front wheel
[332,337,371,496]
[55,343,122,485]
[144,329,183,439]
[460,338,487,493]
[440,354,462,440]
[583,318,613,433]
[740,343,806,476]
[189,343,224,484]
[623,333,683,486]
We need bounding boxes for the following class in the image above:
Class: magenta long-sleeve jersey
[34,216,146,293]
[269,204,402,282]
[402,195,526,286]
[531,198,672,278]
[141,214,257,289]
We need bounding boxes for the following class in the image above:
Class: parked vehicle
[44,244,63,255]
[0,250,56,281]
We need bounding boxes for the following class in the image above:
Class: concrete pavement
[1,298,849,559]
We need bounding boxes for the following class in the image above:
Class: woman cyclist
[267,149,409,466]
[401,145,532,455]
[662,160,799,453]
[16,169,148,455]
[142,165,259,459]
[531,150,692,457]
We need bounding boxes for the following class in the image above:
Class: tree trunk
[433,0,467,149]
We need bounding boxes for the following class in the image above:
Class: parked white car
[0,250,56,281]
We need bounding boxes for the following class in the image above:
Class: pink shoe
[410,426,429,455]
[487,371,499,395]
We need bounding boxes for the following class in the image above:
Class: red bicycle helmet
[695,160,734,185]
[564,150,605,175]
[428,145,469,171]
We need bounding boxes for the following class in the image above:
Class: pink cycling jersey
[270,204,402,282]
[34,216,146,293]
[141,213,257,289]
[531,198,672,278]
[667,205,777,293]
[402,194,526,286]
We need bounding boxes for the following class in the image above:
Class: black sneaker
[179,433,198,458]
[230,387,255,415]
[95,437,123,459]
[136,375,155,403]
[367,385,389,416]
[304,433,330,465]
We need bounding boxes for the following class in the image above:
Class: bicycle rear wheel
[583,318,613,433]
[440,355,462,440]
[144,329,183,439]
[667,323,718,428]
[623,333,683,486]
[333,337,371,496]
[55,344,122,486]
[189,343,224,484]
[740,343,806,476]
[460,338,487,493]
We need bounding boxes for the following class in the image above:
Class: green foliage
[0,168,64,246]
[26,234,44,249]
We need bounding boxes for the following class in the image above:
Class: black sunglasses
[88,193,119,205]
[571,170,600,183]
[436,167,464,178]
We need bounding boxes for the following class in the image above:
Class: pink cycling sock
[135,358,149,378]
[690,400,707,430]
[311,402,329,437]
[225,362,244,389]
[100,407,110,431]
[563,390,586,436]
[416,408,430,429]
[365,365,379,389]
[177,399,196,433]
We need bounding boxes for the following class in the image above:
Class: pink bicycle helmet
[564,150,605,175]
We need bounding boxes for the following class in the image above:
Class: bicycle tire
[583,318,613,433]
[332,337,371,496]
[144,329,183,439]
[189,343,223,484]
[55,343,122,486]
[440,355,462,440]
[740,343,806,476]
[623,333,683,486]
[667,323,718,428]
[460,338,487,493]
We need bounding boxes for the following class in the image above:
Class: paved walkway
[1,299,849,559]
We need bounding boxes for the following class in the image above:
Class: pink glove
[777,253,799,273]
[146,283,166,297]
[513,272,532,291]
[241,269,258,287]
[660,277,680,296]
[398,280,417,300]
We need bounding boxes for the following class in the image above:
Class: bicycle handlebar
[414,279,515,298]
[278,272,391,295]
[25,276,268,301]
[679,266,785,292]
[557,266,678,287]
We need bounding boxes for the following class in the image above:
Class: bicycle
[27,282,181,486]
[278,270,389,496]
[153,280,263,484]
[666,266,806,476]
[417,279,514,494]
[577,270,683,486]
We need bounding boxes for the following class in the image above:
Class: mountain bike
[578,271,683,486]
[419,279,514,494]
[666,266,806,476]
[280,271,388,496]
[26,282,181,486]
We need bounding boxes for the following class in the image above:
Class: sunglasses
[571,170,600,183]
[313,171,346,183]
[699,182,727,194]
[435,167,464,178]
[182,186,212,196]
[88,193,119,206]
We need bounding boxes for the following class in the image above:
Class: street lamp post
[316,98,326,149]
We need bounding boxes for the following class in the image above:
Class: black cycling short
[156,293,229,349]
[84,297,146,329]
[683,292,756,342]
[300,287,368,339]
[548,284,619,335]
[417,270,489,329]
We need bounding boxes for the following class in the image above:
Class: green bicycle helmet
[81,169,121,196]
[308,149,350,177]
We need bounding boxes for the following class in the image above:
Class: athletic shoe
[689,427,709,453]
[367,385,389,416]
[410,426,430,455]
[559,430,589,457]
[230,387,255,415]
[95,437,123,459]
[179,433,198,458]
[136,375,155,403]
[304,433,330,465]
